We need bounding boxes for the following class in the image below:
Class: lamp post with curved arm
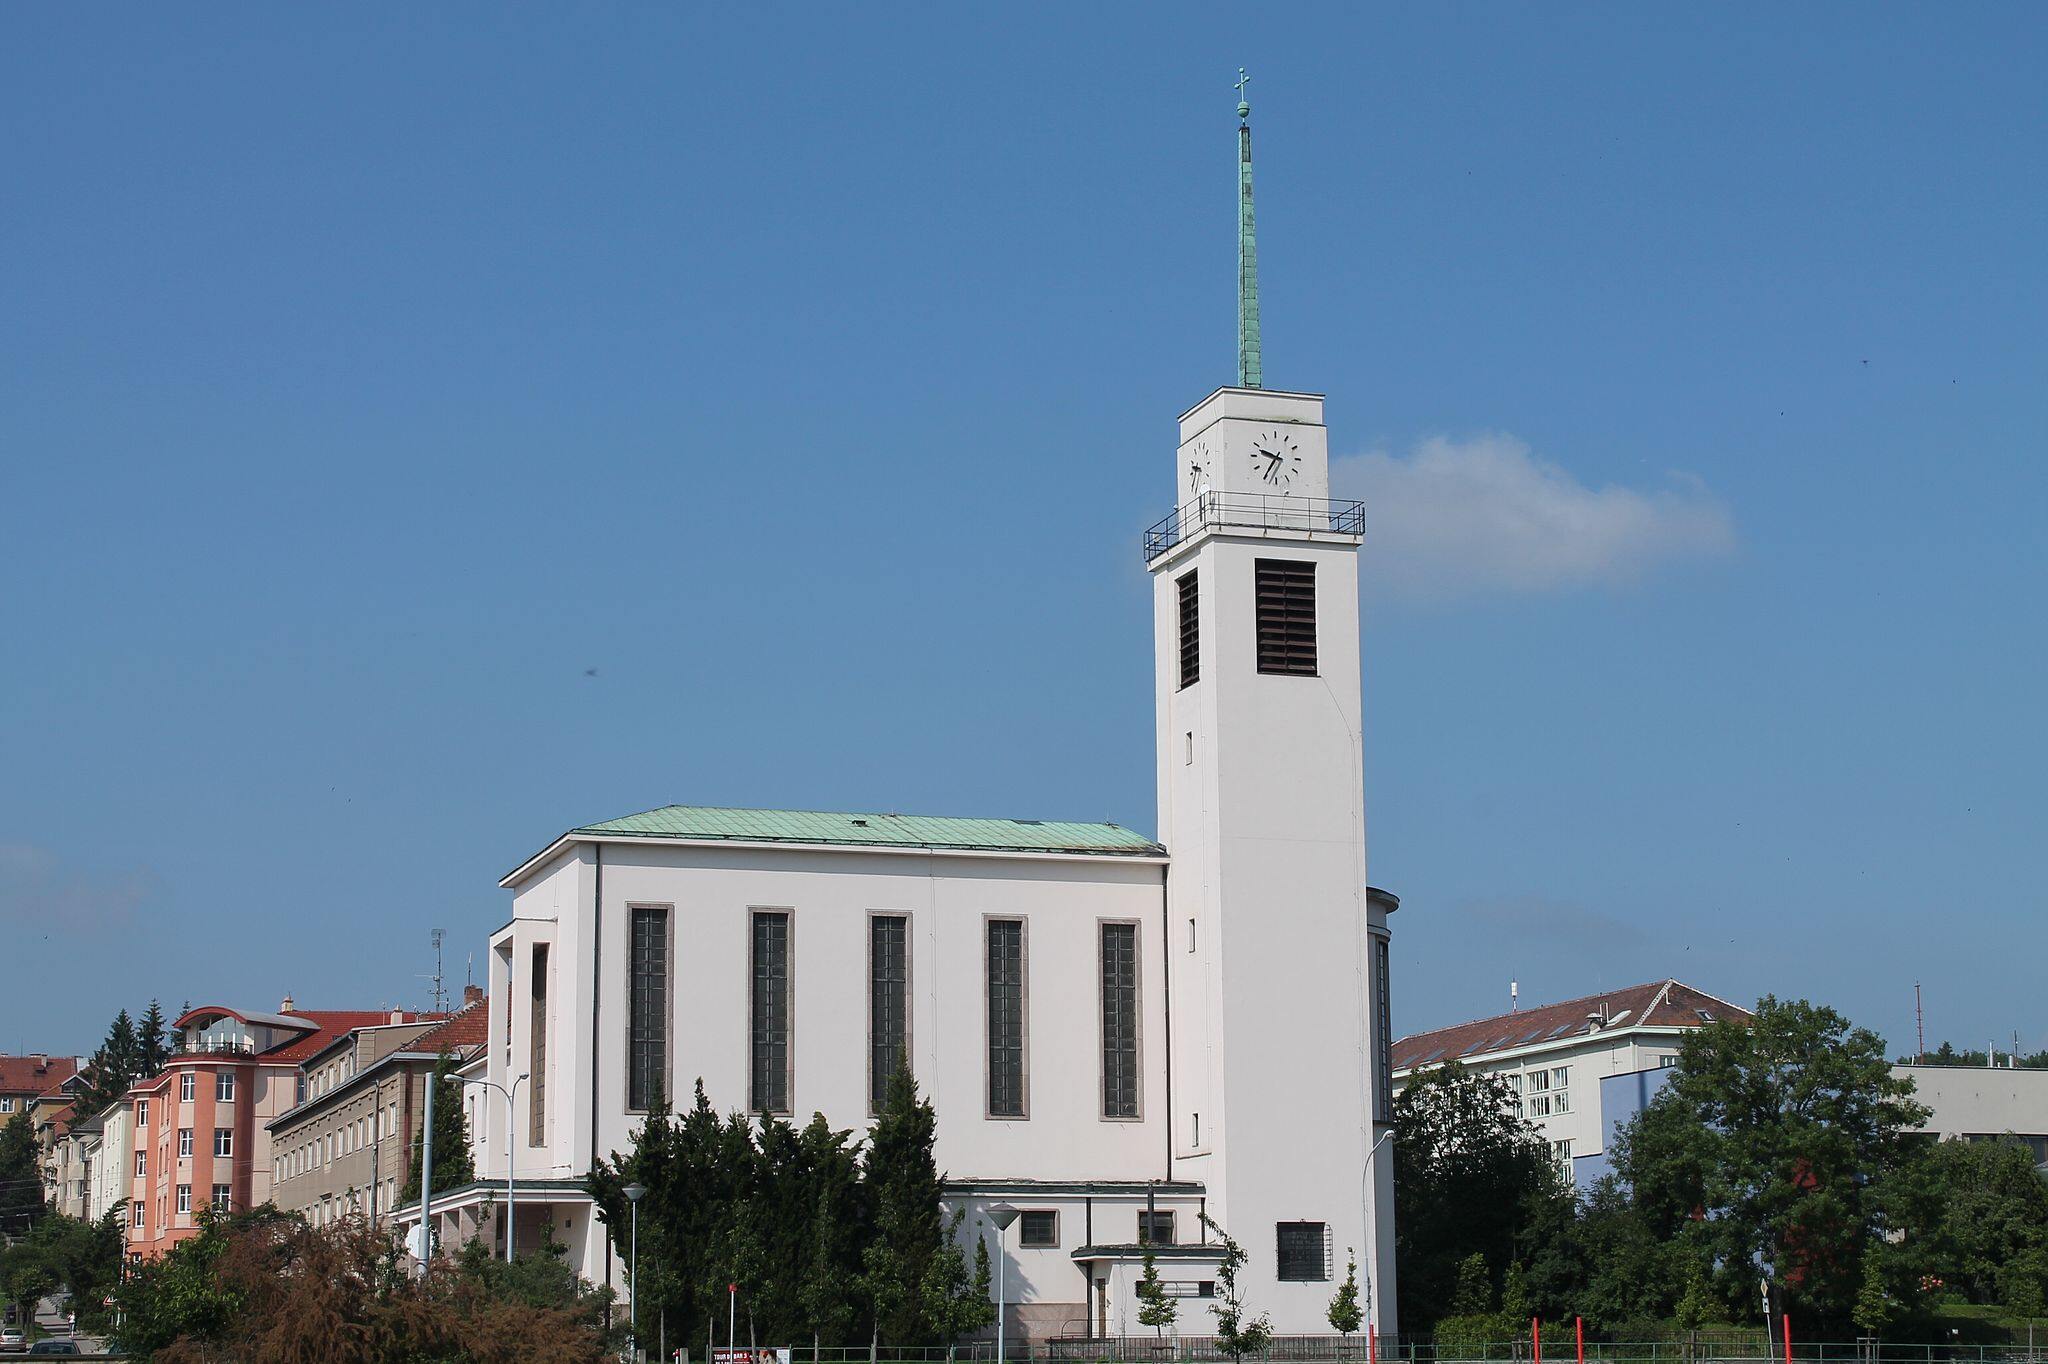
[458,1072,529,1261]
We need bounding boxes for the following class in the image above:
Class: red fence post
[1575,1318,1584,1364]
[1782,1315,1792,1364]
[1534,1318,1542,1364]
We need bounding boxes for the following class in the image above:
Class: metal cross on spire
[1235,67,1262,389]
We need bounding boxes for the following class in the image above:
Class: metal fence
[688,1341,2048,1364]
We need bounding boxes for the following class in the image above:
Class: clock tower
[1148,75,1398,1334]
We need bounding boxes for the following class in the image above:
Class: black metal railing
[1143,494,1365,562]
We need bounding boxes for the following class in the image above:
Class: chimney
[279,994,295,1014]
[390,1009,405,1025]
[462,984,484,1008]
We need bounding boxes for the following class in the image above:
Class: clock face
[1249,430,1303,488]
[1187,441,1212,497]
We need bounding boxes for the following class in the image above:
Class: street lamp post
[986,1204,1020,1364]
[459,1072,529,1261]
[1360,1128,1395,1350]
[624,1182,648,1364]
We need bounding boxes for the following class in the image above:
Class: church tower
[1150,73,1397,1333]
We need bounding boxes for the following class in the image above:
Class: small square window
[1017,1210,1058,1248]
[1138,1210,1175,1245]
[1276,1221,1330,1282]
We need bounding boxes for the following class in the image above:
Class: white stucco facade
[1895,1064,2048,1166]
[457,382,1401,1341]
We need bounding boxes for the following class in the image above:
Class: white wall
[1896,1064,2048,1150]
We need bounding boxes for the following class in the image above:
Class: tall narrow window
[869,914,910,1114]
[1177,570,1200,688]
[1100,922,1139,1119]
[1254,558,1318,675]
[628,907,670,1111]
[986,919,1027,1117]
[216,1071,235,1102]
[751,911,792,1114]
[528,943,549,1145]
[1373,935,1394,1123]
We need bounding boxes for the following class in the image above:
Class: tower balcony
[1142,492,1365,563]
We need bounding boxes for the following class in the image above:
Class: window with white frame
[0,1098,12,1113]
[135,1151,146,1177]
[214,1129,232,1158]
[131,1203,144,1228]
[136,1098,149,1126]
[216,1070,235,1102]
[1552,1139,1574,1180]
[177,1128,193,1158]
[180,1073,195,1102]
[212,1183,231,1210]
[176,1184,191,1214]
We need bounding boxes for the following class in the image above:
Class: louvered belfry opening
[1177,570,1200,689]
[1255,558,1318,675]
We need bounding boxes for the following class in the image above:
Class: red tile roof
[1391,979,1750,1072]
[409,996,488,1056]
[263,1010,440,1063]
[0,1055,77,1096]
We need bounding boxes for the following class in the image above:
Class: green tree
[1614,997,1928,1332]
[401,1052,476,1201]
[1137,1247,1180,1336]
[71,1010,142,1118]
[0,1111,43,1233]
[137,1000,172,1076]
[11,1212,127,1335]
[1449,1252,1493,1316]
[1900,1136,2048,1305]
[1325,1249,1363,1337]
[1393,1063,1556,1335]
[1201,1214,1271,1363]
[862,1064,955,1343]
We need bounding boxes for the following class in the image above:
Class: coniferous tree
[137,1000,172,1076]
[1138,1247,1179,1336]
[402,1053,475,1200]
[862,1064,948,1343]
[1326,1249,1363,1337]
[0,1112,43,1232]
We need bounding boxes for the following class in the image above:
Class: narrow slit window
[986,919,1026,1117]
[1177,570,1200,688]
[1254,558,1318,675]
[751,911,792,1114]
[628,906,670,1111]
[1100,923,1139,1119]
[528,943,549,1144]
[869,914,910,1113]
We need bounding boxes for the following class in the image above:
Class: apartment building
[1392,980,1750,1190]
[269,988,487,1230]
[124,1000,436,1261]
[0,1054,77,1119]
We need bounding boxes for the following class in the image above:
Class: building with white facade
[417,92,1402,1342]
[1894,1063,2048,1168]
[1391,980,1748,1191]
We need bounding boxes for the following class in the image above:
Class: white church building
[428,90,1403,1343]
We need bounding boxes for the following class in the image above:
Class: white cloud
[1330,434,1734,602]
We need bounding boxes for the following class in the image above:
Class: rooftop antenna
[1511,980,1519,1013]
[1914,982,1924,1064]
[1234,66,1262,389]
[466,952,475,991]
[422,928,448,1015]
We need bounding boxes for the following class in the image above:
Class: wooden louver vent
[1177,571,1200,689]
[1255,558,1318,675]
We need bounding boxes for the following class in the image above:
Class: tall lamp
[624,1183,648,1363]
[986,1204,1020,1364]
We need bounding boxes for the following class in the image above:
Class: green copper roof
[569,805,1165,857]
[1236,68,1262,390]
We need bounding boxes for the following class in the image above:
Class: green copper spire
[1235,66,1262,389]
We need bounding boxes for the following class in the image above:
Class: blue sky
[4,5,2043,1060]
